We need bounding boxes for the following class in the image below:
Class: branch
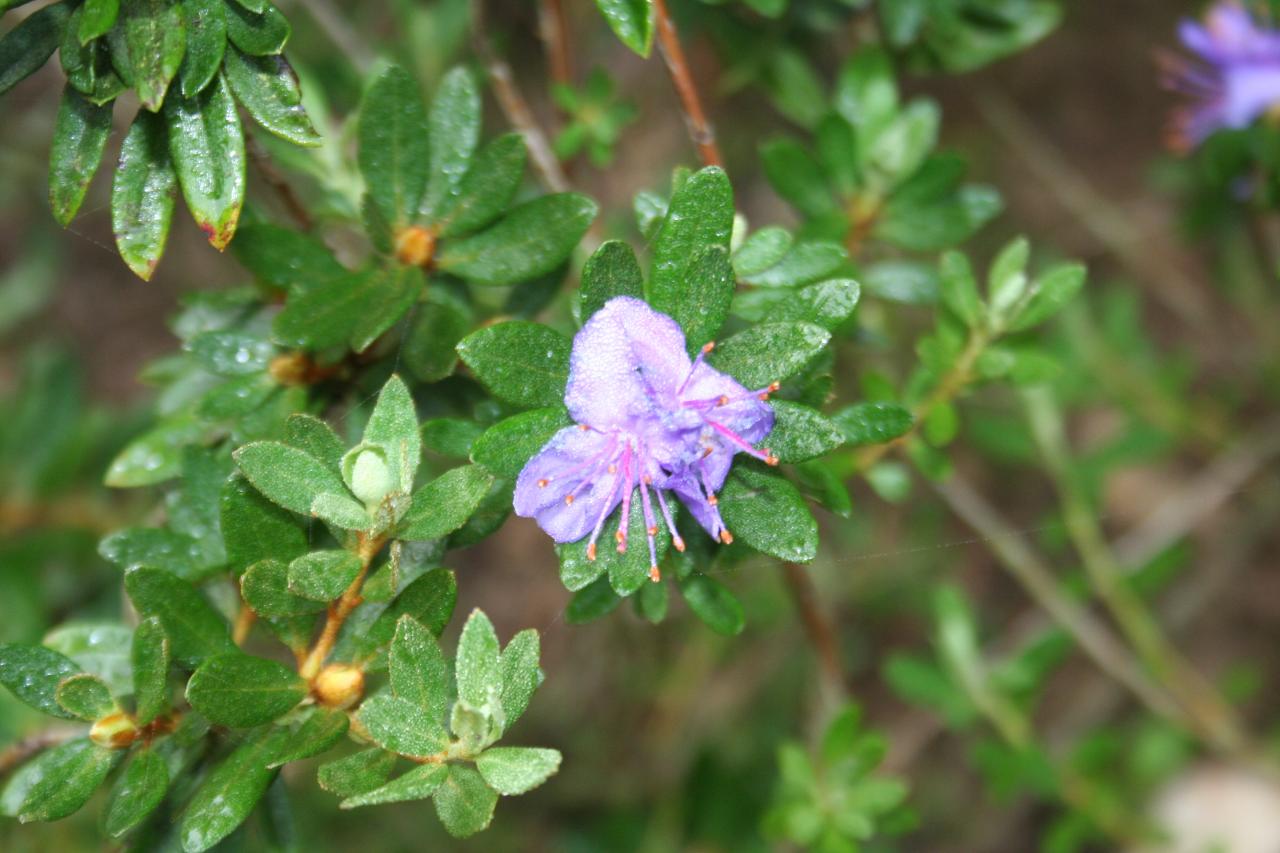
[0,727,81,776]
[652,0,722,167]
[537,0,573,93]
[246,134,313,232]
[780,562,846,704]
[298,533,384,680]
[470,0,570,192]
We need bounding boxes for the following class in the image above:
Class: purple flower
[514,296,777,581]
[1163,2,1280,148]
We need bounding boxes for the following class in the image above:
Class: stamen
[653,487,685,552]
[564,494,574,505]
[719,529,734,545]
[681,382,781,409]
[537,479,549,488]
[648,566,661,582]
[585,459,626,562]
[615,444,635,554]
[677,340,715,395]
[638,470,660,577]
[705,419,778,465]
[537,435,619,489]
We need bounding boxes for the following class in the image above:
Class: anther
[719,529,734,545]
[673,536,686,552]
[647,526,657,536]
[537,478,549,488]
[707,493,718,506]
[648,566,661,582]
[717,395,730,406]
[765,451,779,466]
[587,542,597,561]
[564,494,575,505]
[702,341,715,353]
[608,464,617,473]
[578,424,590,431]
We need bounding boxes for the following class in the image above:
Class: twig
[652,0,722,167]
[298,533,384,680]
[0,727,82,776]
[537,0,573,93]
[246,134,313,232]
[780,562,846,703]
[470,0,570,192]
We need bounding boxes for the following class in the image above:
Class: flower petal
[514,426,623,543]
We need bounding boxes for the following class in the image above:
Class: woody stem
[652,0,723,167]
[299,532,385,681]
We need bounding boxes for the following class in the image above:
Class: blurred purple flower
[1163,2,1280,148]
[514,296,776,581]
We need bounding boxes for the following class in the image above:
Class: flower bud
[313,664,365,709]
[89,712,139,749]
[346,446,393,506]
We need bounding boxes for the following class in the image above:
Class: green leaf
[675,244,736,352]
[359,65,429,229]
[389,615,448,719]
[79,0,120,44]
[287,551,359,605]
[634,576,669,623]
[834,48,898,148]
[242,557,328,617]
[221,474,309,573]
[767,401,846,463]
[402,287,470,382]
[744,240,848,288]
[111,109,177,280]
[595,0,653,56]
[224,0,289,55]
[421,417,484,459]
[232,223,344,291]
[177,0,225,97]
[421,65,480,221]
[565,575,621,624]
[284,414,345,471]
[733,278,860,331]
[436,193,596,285]
[11,739,119,823]
[318,748,397,798]
[719,466,818,562]
[987,235,1031,318]
[649,167,733,326]
[455,608,501,709]
[733,226,794,277]
[166,74,245,249]
[340,763,447,809]
[710,322,831,388]
[580,240,644,320]
[180,727,289,852]
[434,765,498,838]
[939,250,983,327]
[397,464,495,541]
[98,527,207,579]
[0,644,83,719]
[123,0,186,110]
[350,568,457,664]
[436,133,526,237]
[234,440,352,517]
[269,706,349,767]
[1007,262,1086,331]
[362,373,421,491]
[224,48,320,146]
[186,652,307,727]
[761,138,837,219]
[132,617,170,725]
[357,693,449,758]
[498,629,541,728]
[456,321,570,408]
[471,408,569,479]
[124,567,234,666]
[0,3,67,96]
[832,402,914,447]
[43,624,132,697]
[54,673,115,720]
[476,747,561,795]
[105,748,168,837]
[48,86,112,227]
[678,574,745,636]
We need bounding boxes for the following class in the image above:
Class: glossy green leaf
[0,2,71,97]
[397,464,495,541]
[767,401,845,463]
[317,749,397,798]
[831,402,914,447]
[272,267,408,351]
[124,567,234,666]
[649,167,734,329]
[234,440,351,517]
[350,568,457,665]
[123,0,186,110]
[54,673,115,720]
[0,643,83,719]
[634,576,668,623]
[939,249,983,327]
[580,240,644,320]
[565,575,622,623]
[48,87,112,227]
[131,617,170,724]
[178,0,225,97]
[79,0,120,44]
[733,278,860,331]
[476,747,561,795]
[434,765,498,838]
[221,474,309,573]
[456,321,570,408]
[242,557,328,617]
[436,193,596,285]
[679,574,745,636]
[269,706,349,767]
[43,624,132,697]
[436,133,526,237]
[744,240,849,288]
[733,226,794,277]
[719,465,818,562]
[357,693,449,758]
[179,727,289,852]
[558,496,671,595]
[11,739,119,823]
[224,0,289,55]
[389,615,448,719]
[225,50,317,149]
[676,244,736,351]
[186,652,307,726]
[421,65,480,221]
[351,265,425,352]
[359,65,429,228]
[498,629,540,729]
[340,763,447,809]
[284,414,345,471]
[470,407,569,479]
[231,223,344,291]
[98,527,207,579]
[710,322,831,388]
[105,748,168,837]
[166,75,245,249]
[288,550,361,601]
[595,0,653,56]
[111,109,177,280]
[455,608,501,711]
[421,417,484,459]
[761,138,837,219]
[402,288,470,382]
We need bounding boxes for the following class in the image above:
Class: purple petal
[514,426,623,543]
[564,296,692,429]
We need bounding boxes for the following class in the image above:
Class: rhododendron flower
[514,297,776,581]
[1163,2,1280,148]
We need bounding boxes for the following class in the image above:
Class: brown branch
[781,563,846,702]
[537,0,573,92]
[652,0,722,167]
[246,134,314,232]
[299,533,384,680]
[470,0,570,192]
